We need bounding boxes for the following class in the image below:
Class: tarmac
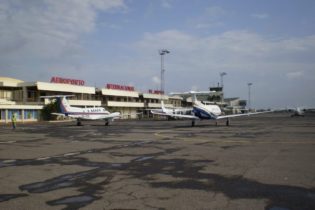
[0,113,315,210]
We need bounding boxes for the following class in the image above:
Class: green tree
[41,100,60,121]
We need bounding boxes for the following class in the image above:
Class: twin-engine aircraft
[41,95,120,126]
[151,91,271,126]
[150,100,192,116]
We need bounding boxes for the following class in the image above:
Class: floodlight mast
[220,72,227,104]
[220,72,227,88]
[248,82,253,110]
[159,49,170,96]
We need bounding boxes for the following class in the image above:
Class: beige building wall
[1,77,185,122]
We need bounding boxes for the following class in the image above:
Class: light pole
[159,49,170,95]
[220,72,227,104]
[247,82,253,111]
[220,72,227,88]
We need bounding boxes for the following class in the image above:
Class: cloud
[286,71,304,80]
[136,30,315,70]
[195,21,224,29]
[152,76,161,85]
[191,85,199,91]
[205,6,227,18]
[133,30,315,106]
[251,13,270,19]
[188,6,227,29]
[135,30,315,77]
[0,0,125,61]
[161,0,172,9]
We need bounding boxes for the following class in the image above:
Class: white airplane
[151,91,271,126]
[151,101,191,117]
[41,95,120,126]
[289,107,305,117]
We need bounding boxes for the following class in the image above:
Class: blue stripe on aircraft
[65,112,109,115]
[57,98,68,113]
[193,106,213,119]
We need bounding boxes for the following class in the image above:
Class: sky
[1,0,315,108]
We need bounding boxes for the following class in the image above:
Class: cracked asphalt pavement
[0,113,315,210]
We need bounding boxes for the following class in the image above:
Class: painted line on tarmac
[37,152,80,160]
[36,156,51,160]
[2,159,16,163]
[154,132,315,144]
[154,132,249,143]
[63,152,80,157]
[0,140,16,144]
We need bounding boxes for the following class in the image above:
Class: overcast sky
[1,0,315,108]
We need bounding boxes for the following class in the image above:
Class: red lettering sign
[106,83,135,91]
[50,77,85,86]
[148,89,164,95]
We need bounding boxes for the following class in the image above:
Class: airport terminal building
[0,76,182,123]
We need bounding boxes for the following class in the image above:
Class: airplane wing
[51,112,121,120]
[151,111,199,119]
[51,113,67,117]
[175,108,193,112]
[121,112,142,116]
[149,108,192,112]
[52,112,82,120]
[102,112,121,120]
[216,111,273,120]
[77,112,122,121]
[150,110,163,114]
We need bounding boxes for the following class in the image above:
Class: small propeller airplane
[41,95,120,126]
[288,107,305,117]
[150,100,192,117]
[151,91,272,126]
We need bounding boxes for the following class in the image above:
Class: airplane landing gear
[191,120,195,127]
[226,118,230,126]
[77,119,82,126]
[105,120,109,126]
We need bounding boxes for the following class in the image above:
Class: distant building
[0,77,42,123]
[0,76,182,123]
[224,97,247,114]
[209,86,224,106]
[1,76,248,122]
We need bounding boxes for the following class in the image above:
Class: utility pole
[220,72,227,88]
[220,72,227,104]
[159,49,170,95]
[248,82,253,111]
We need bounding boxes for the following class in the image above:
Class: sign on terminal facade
[106,83,135,91]
[50,76,85,86]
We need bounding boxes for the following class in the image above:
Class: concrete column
[21,109,24,123]
[22,86,27,103]
[5,109,8,124]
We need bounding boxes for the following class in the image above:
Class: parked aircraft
[151,100,191,117]
[41,95,120,126]
[151,91,271,126]
[289,107,305,117]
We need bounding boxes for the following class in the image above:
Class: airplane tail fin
[161,100,167,112]
[190,92,198,103]
[40,95,73,114]
[58,97,71,113]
